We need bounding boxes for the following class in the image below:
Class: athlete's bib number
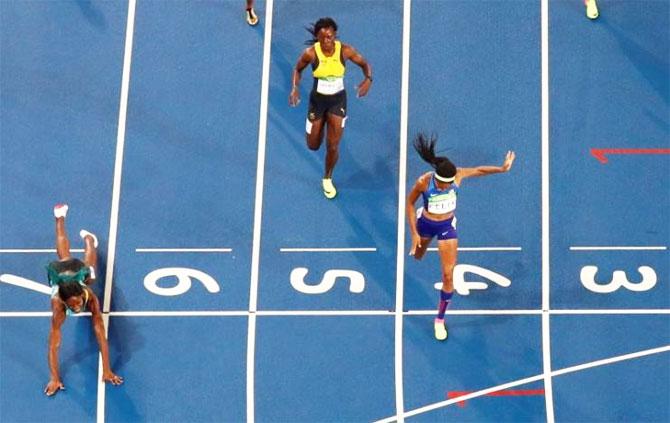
[427,192,457,214]
[316,77,344,95]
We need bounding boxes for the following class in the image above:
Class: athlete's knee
[326,142,340,155]
[306,141,320,151]
[306,132,321,150]
[441,271,454,290]
[413,247,427,260]
[442,265,455,280]
[439,269,451,280]
[328,126,344,141]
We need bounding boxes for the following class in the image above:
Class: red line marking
[447,389,545,408]
[590,148,670,164]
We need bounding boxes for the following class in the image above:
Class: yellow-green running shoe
[585,0,599,20]
[246,8,258,26]
[322,178,337,199]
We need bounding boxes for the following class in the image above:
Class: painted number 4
[433,264,511,295]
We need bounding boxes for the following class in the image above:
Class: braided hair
[57,281,85,302]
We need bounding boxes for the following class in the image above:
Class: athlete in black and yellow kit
[289,17,372,199]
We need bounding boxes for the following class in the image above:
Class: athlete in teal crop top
[45,204,123,396]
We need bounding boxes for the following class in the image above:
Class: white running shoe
[434,319,448,341]
[79,230,98,248]
[54,204,69,218]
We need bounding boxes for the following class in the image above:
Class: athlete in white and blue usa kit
[407,133,515,341]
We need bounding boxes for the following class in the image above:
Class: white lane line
[97,1,136,422]
[103,0,136,315]
[540,0,554,421]
[257,310,391,316]
[374,345,670,422]
[0,249,85,253]
[0,274,54,295]
[247,2,274,422]
[570,246,668,251]
[105,310,391,317]
[2,309,668,318]
[0,312,89,317]
[427,247,522,252]
[0,246,524,253]
[110,311,248,317]
[553,345,670,376]
[406,309,542,316]
[393,1,412,421]
[135,248,232,253]
[550,309,670,315]
[375,374,545,423]
[279,247,376,252]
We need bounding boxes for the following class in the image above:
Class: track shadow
[75,0,108,29]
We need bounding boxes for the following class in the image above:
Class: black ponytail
[413,133,439,166]
[413,132,457,180]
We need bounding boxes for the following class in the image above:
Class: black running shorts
[307,89,347,121]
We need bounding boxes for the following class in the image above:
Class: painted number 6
[144,267,221,296]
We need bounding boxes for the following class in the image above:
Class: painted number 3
[580,265,657,293]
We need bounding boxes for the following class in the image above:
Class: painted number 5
[290,267,365,294]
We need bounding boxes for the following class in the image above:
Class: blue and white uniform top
[421,173,458,215]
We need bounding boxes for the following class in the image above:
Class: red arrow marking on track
[447,389,545,407]
[590,148,670,164]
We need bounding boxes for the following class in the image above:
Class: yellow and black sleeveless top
[312,41,346,95]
